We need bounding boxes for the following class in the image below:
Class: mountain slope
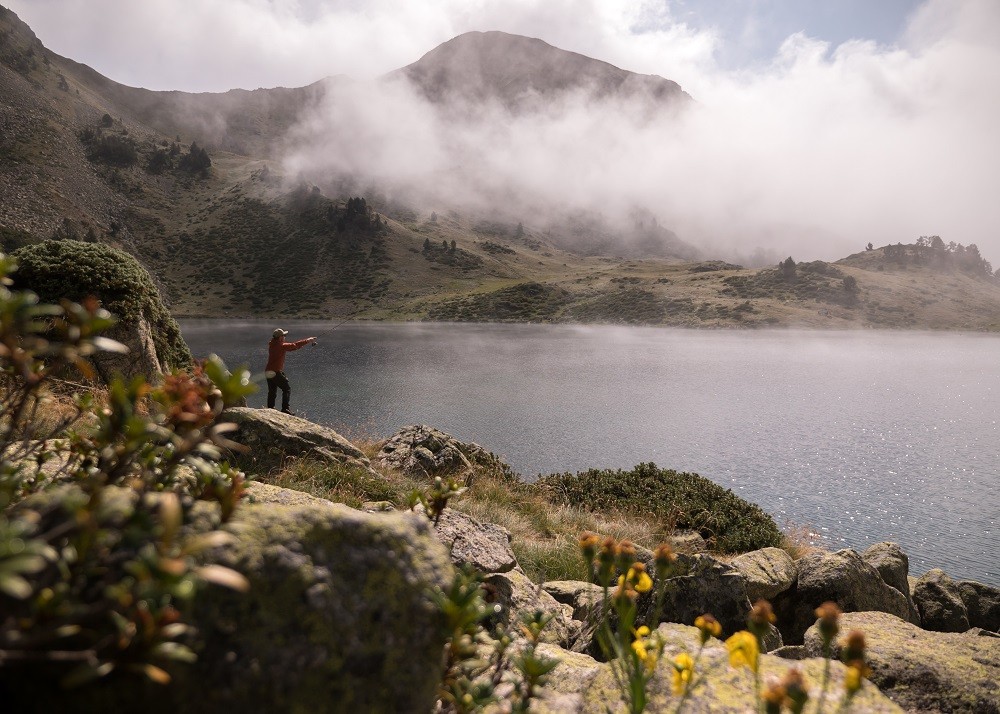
[3,6,1000,330]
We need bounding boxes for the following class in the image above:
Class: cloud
[280,0,1000,262]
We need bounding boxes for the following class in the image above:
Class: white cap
[272,328,288,338]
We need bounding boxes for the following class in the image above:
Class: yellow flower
[632,638,648,661]
[626,563,654,593]
[635,625,651,638]
[844,664,863,694]
[725,630,760,673]
[694,614,722,643]
[672,652,694,695]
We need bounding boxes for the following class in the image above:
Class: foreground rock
[773,548,915,643]
[223,407,374,474]
[957,579,1000,633]
[912,568,971,632]
[861,542,920,624]
[2,496,454,713]
[804,611,1000,713]
[730,547,796,603]
[486,568,584,650]
[646,554,756,641]
[377,424,512,477]
[533,623,902,713]
[428,506,518,574]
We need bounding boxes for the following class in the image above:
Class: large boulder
[1,496,455,713]
[730,547,796,603]
[804,611,1000,714]
[11,240,192,380]
[913,568,971,632]
[861,542,920,624]
[427,506,518,573]
[531,623,902,713]
[773,548,914,644]
[223,407,374,475]
[645,554,755,640]
[957,580,1000,633]
[377,424,512,477]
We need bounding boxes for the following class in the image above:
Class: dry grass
[779,521,828,560]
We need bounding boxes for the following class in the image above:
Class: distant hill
[3,5,1000,330]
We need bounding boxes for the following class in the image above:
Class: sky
[7,0,1000,261]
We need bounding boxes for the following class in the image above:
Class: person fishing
[265,328,316,415]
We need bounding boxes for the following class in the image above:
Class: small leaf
[152,641,197,663]
[197,564,250,592]
[91,336,129,354]
[0,574,32,599]
[61,661,114,688]
[143,663,171,684]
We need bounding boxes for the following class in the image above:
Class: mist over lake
[182,320,999,586]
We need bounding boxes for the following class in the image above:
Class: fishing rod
[310,308,366,346]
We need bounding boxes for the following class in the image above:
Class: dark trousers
[266,371,291,411]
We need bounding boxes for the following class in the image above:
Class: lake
[181,320,999,587]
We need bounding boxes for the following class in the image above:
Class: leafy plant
[0,253,255,687]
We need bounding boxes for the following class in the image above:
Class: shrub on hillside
[540,462,783,553]
[11,240,192,370]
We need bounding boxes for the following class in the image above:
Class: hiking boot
[281,409,296,416]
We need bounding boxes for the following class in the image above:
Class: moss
[12,240,192,368]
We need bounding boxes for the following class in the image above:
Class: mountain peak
[389,30,691,108]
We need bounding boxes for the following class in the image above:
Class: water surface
[181,320,999,586]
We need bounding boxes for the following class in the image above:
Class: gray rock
[861,542,920,624]
[542,580,604,622]
[222,407,374,475]
[957,579,1000,633]
[377,424,513,477]
[485,568,583,650]
[0,498,454,713]
[773,548,914,644]
[730,547,796,603]
[643,554,755,641]
[804,611,1000,714]
[913,568,971,632]
[532,623,902,713]
[93,313,166,382]
[428,507,517,573]
[670,530,708,553]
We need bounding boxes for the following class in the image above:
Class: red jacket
[266,338,310,373]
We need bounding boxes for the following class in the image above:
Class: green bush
[11,240,192,370]
[540,462,783,553]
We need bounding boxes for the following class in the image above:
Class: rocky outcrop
[428,507,518,573]
[862,542,920,624]
[643,554,755,641]
[222,407,374,474]
[532,623,902,713]
[957,579,1000,633]
[376,424,512,477]
[731,547,796,603]
[773,548,914,643]
[804,611,1000,714]
[2,495,454,713]
[913,568,971,632]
